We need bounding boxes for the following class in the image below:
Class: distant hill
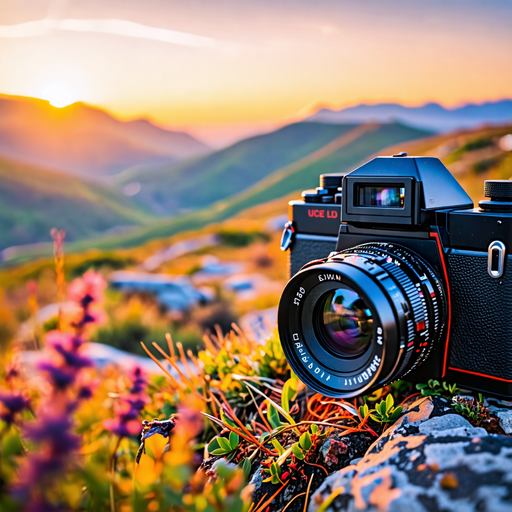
[0,94,210,179]
[0,156,155,253]
[115,121,430,215]
[48,122,431,253]
[307,100,512,133]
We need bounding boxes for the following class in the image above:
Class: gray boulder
[309,397,512,512]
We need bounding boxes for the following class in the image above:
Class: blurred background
[1,0,511,363]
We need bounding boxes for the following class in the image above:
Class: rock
[418,414,488,438]
[496,410,512,434]
[309,396,512,512]
[322,439,349,467]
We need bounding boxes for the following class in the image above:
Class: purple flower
[24,413,80,455]
[12,411,81,504]
[37,361,75,390]
[52,343,92,370]
[0,391,30,424]
[129,366,147,394]
[77,385,93,400]
[103,366,149,439]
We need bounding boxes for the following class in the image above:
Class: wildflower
[0,390,30,424]
[66,270,107,332]
[36,361,75,390]
[103,366,149,439]
[67,270,106,308]
[12,410,80,504]
[38,331,93,391]
[45,331,92,370]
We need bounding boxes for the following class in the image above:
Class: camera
[278,153,512,399]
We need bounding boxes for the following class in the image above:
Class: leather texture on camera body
[289,237,337,276]
[447,251,512,380]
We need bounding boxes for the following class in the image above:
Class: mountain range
[115,121,430,216]
[307,100,512,133]
[0,94,210,178]
[1,94,511,261]
[0,118,430,258]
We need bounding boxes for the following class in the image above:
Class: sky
[1,0,511,145]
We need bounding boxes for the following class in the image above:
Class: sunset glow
[0,0,511,144]
[40,81,80,108]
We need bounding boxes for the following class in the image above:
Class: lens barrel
[278,242,447,398]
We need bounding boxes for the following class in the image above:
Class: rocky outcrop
[309,396,512,512]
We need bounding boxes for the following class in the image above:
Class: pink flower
[67,271,106,308]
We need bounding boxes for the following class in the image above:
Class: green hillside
[114,122,368,214]
[12,121,428,258]
[0,157,155,252]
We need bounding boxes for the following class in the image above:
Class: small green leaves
[291,427,316,461]
[369,394,403,423]
[359,403,369,419]
[229,432,240,450]
[271,439,285,456]
[452,395,490,425]
[217,437,232,452]
[263,461,282,484]
[208,433,239,456]
[299,431,312,451]
[292,443,305,460]
[238,458,252,481]
[416,379,459,397]
[281,377,298,413]
[267,403,282,430]
[220,409,239,428]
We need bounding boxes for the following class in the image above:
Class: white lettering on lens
[318,274,341,282]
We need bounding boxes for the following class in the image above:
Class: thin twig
[303,472,315,512]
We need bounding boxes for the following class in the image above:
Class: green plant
[452,393,494,426]
[358,403,369,420]
[369,394,403,423]
[289,424,328,461]
[208,432,240,461]
[264,461,283,484]
[416,379,459,397]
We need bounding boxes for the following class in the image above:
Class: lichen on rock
[309,396,512,512]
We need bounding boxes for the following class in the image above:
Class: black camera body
[279,153,512,398]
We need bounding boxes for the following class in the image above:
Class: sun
[40,81,80,108]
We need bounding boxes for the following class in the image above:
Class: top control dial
[479,180,512,212]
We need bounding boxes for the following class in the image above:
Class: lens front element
[318,287,373,357]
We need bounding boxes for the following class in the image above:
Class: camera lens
[278,242,447,398]
[316,287,373,357]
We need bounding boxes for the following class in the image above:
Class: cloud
[0,18,216,48]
